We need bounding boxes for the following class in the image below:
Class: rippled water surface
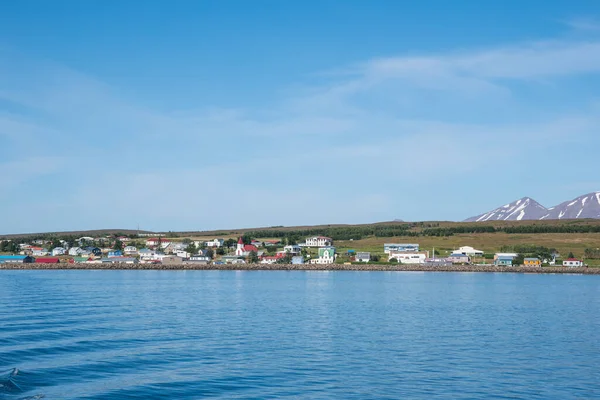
[2,271,600,399]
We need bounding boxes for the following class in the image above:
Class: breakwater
[1,263,599,274]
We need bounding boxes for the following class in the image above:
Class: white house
[389,251,429,264]
[138,248,164,261]
[187,255,211,263]
[31,248,49,257]
[563,258,584,267]
[305,236,333,247]
[205,238,224,248]
[310,247,336,264]
[175,250,191,259]
[68,247,83,256]
[124,246,138,255]
[453,246,484,256]
[51,247,66,256]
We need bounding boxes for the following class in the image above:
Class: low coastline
[1,263,599,274]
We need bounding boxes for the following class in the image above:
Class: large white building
[305,236,333,247]
[453,246,484,256]
[563,258,584,267]
[388,251,429,264]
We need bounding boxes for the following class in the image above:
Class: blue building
[384,243,420,254]
[0,255,34,263]
[108,250,123,258]
[291,256,305,264]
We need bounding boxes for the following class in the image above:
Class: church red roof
[238,237,244,244]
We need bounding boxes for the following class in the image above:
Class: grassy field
[163,232,600,266]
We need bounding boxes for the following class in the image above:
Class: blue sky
[2,0,600,233]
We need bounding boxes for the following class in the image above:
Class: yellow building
[524,257,542,267]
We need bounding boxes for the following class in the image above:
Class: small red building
[35,257,60,263]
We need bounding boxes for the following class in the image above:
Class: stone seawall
[1,263,599,274]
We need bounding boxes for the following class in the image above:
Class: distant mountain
[465,192,600,221]
[542,192,600,220]
[465,197,549,222]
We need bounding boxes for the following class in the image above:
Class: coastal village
[0,234,587,267]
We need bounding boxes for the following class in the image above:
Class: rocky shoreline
[1,263,599,274]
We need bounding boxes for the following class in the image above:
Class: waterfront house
[384,244,419,254]
[356,252,371,262]
[260,255,284,264]
[495,256,514,266]
[424,258,453,267]
[453,246,484,256]
[187,255,211,263]
[448,253,471,264]
[563,258,584,267]
[305,236,333,247]
[388,251,429,264]
[108,250,123,258]
[494,253,518,261]
[51,247,67,256]
[0,255,34,263]
[70,256,93,263]
[221,255,246,264]
[35,257,60,264]
[310,247,336,264]
[524,257,542,267]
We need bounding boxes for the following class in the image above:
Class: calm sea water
[1,271,600,399]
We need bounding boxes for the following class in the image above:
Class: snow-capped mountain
[541,192,600,220]
[465,192,600,222]
[465,197,549,222]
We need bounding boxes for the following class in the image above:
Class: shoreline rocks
[0,263,599,274]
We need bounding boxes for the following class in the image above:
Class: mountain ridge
[466,192,600,222]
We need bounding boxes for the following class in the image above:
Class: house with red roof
[563,258,584,267]
[235,237,259,256]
